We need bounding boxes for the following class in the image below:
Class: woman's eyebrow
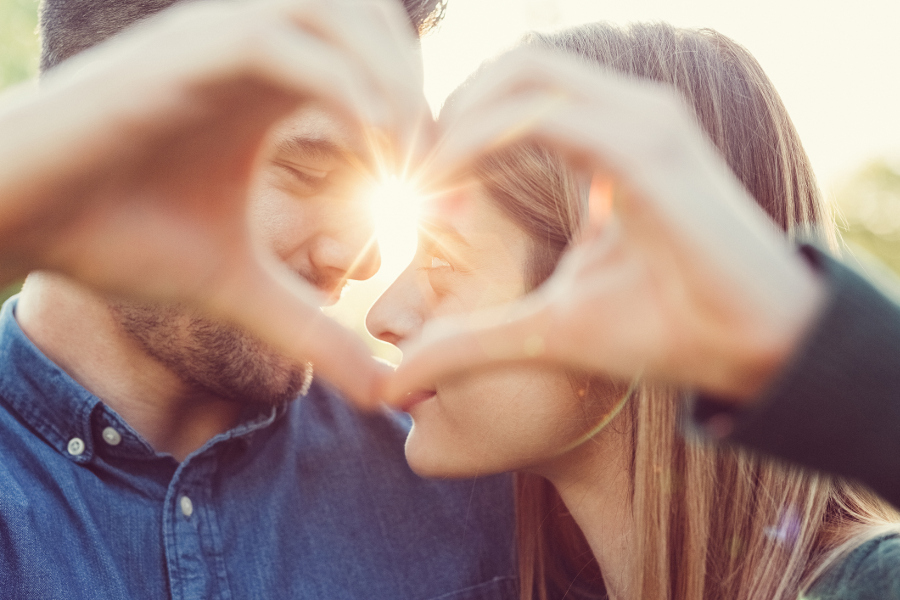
[420,221,471,249]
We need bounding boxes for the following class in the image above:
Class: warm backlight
[367,176,423,279]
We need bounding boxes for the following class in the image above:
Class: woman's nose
[366,266,426,347]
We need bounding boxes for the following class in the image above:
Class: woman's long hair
[462,22,899,600]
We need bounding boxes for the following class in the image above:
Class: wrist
[702,254,827,404]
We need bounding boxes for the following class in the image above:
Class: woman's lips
[399,389,436,412]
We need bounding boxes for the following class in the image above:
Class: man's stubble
[111,301,313,407]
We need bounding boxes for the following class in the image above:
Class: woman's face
[366,184,621,478]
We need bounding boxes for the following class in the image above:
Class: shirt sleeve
[688,245,900,508]
[801,534,900,600]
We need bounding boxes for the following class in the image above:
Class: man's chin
[109,300,313,406]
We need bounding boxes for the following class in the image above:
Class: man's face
[113,104,380,406]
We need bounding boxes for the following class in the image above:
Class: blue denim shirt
[802,533,900,600]
[0,297,516,600]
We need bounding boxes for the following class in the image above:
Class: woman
[367,23,900,600]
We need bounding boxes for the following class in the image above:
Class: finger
[399,109,439,181]
[66,1,397,138]
[281,0,430,149]
[437,47,586,128]
[383,294,555,404]
[420,89,579,189]
[359,0,436,168]
[428,90,691,216]
[243,22,395,130]
[430,46,694,178]
[209,252,390,409]
[438,64,784,257]
[301,0,423,101]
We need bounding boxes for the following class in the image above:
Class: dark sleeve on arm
[690,245,900,507]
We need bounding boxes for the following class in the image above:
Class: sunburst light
[366,175,424,280]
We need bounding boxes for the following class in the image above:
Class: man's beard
[110,301,313,407]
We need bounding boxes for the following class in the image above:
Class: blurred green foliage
[0,0,39,89]
[836,160,900,275]
[0,0,38,305]
[0,281,23,304]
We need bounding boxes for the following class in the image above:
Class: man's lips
[399,389,436,412]
[318,285,345,306]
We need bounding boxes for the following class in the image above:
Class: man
[0,1,515,598]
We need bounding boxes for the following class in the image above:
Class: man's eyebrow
[273,136,351,162]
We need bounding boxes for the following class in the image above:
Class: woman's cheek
[432,276,512,317]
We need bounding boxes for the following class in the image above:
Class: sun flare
[366,176,424,279]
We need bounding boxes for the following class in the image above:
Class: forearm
[690,246,900,507]
[0,70,124,286]
[700,250,828,403]
[0,82,49,285]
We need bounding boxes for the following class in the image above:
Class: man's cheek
[247,185,311,256]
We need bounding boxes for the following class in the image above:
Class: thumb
[210,253,390,409]
[385,293,554,404]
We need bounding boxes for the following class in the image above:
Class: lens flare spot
[367,176,423,279]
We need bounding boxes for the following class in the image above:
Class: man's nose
[310,235,380,281]
[366,267,425,347]
[310,211,381,283]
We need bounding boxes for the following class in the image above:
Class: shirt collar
[0,295,105,463]
[0,295,284,464]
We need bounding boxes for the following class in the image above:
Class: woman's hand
[387,47,826,405]
[0,0,429,407]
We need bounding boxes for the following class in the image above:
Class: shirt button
[180,495,194,518]
[67,437,85,456]
[101,427,122,446]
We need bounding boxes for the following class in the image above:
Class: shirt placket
[164,451,233,600]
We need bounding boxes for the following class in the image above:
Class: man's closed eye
[276,162,329,195]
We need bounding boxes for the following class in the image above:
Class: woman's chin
[402,388,535,479]
[405,437,466,479]
[405,453,455,479]
[404,429,526,479]
[404,431,488,479]
[403,397,474,478]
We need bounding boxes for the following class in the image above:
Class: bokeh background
[2,0,898,361]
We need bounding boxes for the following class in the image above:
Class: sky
[420,0,900,190]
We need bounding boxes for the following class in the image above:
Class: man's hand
[386,48,826,405]
[0,0,429,407]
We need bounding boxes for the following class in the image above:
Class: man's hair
[40,0,446,72]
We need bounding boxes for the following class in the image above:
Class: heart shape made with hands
[373,45,824,408]
[4,3,817,411]
[0,0,439,409]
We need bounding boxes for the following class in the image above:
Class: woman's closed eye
[420,249,460,292]
[421,244,458,273]
[429,256,452,270]
[417,227,471,289]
